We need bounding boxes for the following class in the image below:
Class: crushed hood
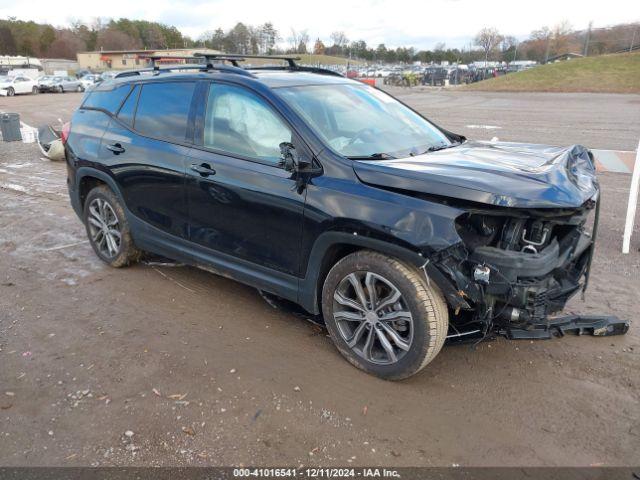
[353,141,598,208]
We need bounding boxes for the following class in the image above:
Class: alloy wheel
[87,198,122,258]
[332,271,414,365]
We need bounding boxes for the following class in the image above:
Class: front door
[185,82,308,276]
[14,77,30,94]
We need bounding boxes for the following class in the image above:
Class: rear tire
[32,86,39,95]
[83,186,141,268]
[321,250,448,380]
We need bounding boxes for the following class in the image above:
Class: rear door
[185,81,309,275]
[98,80,197,239]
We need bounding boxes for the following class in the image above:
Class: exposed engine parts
[434,197,627,340]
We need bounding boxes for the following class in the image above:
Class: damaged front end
[436,196,626,339]
[353,141,629,340]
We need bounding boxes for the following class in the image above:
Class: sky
[0,0,638,50]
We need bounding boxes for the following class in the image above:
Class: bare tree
[330,31,348,48]
[474,27,503,64]
[298,29,309,53]
[551,20,573,56]
[287,28,309,53]
[288,28,300,52]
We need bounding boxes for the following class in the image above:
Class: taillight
[61,121,71,144]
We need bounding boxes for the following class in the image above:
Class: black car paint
[353,141,598,209]
[65,70,599,325]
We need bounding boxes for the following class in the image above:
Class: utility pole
[544,33,551,63]
[631,25,638,53]
[583,21,592,57]
[513,40,518,62]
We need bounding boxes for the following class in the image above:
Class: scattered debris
[229,369,237,374]
[181,426,195,436]
[124,430,134,438]
[362,405,368,416]
[293,386,301,392]
[168,393,187,400]
[152,388,161,397]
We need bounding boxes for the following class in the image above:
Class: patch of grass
[295,54,363,66]
[464,52,640,93]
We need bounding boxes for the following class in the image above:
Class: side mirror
[279,142,311,172]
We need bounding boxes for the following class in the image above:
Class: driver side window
[203,83,292,165]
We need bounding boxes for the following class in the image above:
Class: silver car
[42,76,84,93]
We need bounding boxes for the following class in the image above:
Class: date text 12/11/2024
[232,468,401,478]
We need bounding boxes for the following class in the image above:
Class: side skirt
[129,215,300,304]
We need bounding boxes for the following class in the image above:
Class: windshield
[276,83,452,158]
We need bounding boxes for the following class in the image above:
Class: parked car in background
[0,75,38,96]
[40,76,84,93]
[98,71,118,83]
[76,69,93,78]
[79,74,100,90]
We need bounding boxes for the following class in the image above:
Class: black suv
[65,55,602,380]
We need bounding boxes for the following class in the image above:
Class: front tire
[32,86,39,95]
[321,250,448,380]
[83,186,140,267]
[6,87,14,97]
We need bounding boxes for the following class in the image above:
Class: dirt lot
[0,90,639,467]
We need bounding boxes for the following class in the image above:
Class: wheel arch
[299,231,466,315]
[76,167,125,213]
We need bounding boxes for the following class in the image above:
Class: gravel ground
[0,91,639,467]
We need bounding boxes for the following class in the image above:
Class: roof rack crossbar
[113,54,343,79]
[247,65,343,77]
[114,63,255,79]
[194,53,301,69]
[139,55,206,70]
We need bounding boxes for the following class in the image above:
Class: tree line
[0,16,638,64]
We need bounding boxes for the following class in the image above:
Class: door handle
[106,143,125,154]
[190,163,216,177]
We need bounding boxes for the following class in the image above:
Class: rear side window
[134,82,196,144]
[117,85,140,126]
[82,84,131,114]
